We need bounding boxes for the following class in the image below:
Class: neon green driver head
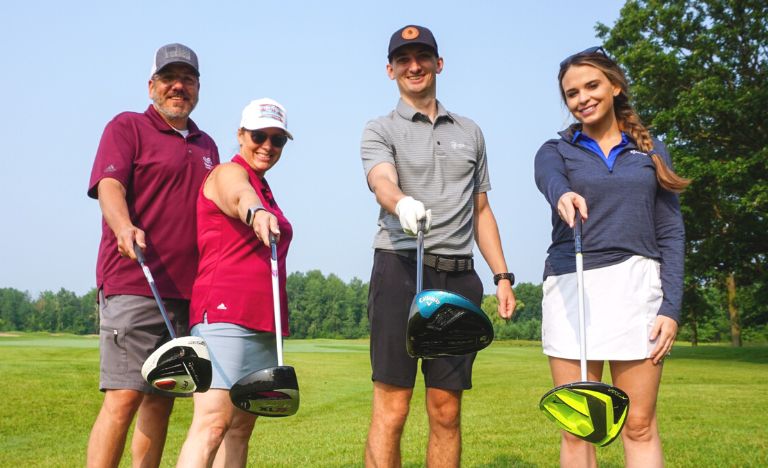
[539,382,629,447]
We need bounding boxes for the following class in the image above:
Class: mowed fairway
[0,334,766,467]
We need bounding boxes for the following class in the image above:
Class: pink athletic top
[189,155,293,334]
[88,105,219,299]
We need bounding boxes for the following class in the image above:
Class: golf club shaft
[270,235,284,366]
[574,213,587,382]
[416,220,424,294]
[134,243,177,339]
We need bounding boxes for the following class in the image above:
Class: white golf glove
[395,196,432,236]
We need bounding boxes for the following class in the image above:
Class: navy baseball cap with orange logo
[387,25,439,61]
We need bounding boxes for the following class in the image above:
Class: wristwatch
[245,205,266,226]
[493,272,515,286]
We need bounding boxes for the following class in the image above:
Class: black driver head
[406,289,494,358]
[230,366,300,417]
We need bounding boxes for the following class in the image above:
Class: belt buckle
[432,254,444,272]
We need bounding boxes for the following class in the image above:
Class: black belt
[379,249,474,272]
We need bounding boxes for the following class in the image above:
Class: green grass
[0,333,766,467]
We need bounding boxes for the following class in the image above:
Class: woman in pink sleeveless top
[178,98,294,466]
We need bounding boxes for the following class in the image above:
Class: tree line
[1,270,765,343]
[0,275,545,340]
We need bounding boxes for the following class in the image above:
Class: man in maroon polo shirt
[86,43,219,468]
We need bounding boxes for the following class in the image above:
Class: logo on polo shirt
[450,141,470,150]
[202,156,214,170]
[105,164,117,173]
[217,303,227,310]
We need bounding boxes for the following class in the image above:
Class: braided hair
[558,51,690,193]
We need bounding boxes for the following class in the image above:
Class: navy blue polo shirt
[533,127,685,321]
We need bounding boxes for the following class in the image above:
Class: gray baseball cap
[150,43,199,77]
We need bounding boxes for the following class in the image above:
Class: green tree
[0,288,33,330]
[75,288,99,334]
[286,270,369,339]
[482,283,543,341]
[597,0,768,346]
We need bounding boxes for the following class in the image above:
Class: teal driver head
[406,289,494,358]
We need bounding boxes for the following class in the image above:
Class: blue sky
[0,0,625,296]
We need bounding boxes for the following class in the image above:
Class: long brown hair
[558,51,691,193]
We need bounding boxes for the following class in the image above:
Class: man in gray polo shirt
[360,25,516,467]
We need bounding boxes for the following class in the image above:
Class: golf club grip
[269,236,284,366]
[574,211,583,254]
[134,242,146,264]
[134,242,177,339]
[416,229,424,294]
[269,233,277,261]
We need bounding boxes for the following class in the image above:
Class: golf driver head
[539,381,629,446]
[141,336,212,394]
[406,289,494,358]
[230,366,300,417]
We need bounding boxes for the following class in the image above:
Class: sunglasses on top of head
[249,130,288,149]
[559,46,607,69]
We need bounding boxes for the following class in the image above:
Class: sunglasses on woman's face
[249,130,288,149]
[559,46,607,69]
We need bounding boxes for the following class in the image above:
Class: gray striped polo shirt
[361,98,491,255]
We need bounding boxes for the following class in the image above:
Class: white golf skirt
[542,255,663,361]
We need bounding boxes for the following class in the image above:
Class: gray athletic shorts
[98,291,189,394]
[368,250,483,390]
[191,315,278,390]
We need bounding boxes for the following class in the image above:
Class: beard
[151,89,198,124]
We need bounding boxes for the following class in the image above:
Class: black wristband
[493,272,515,286]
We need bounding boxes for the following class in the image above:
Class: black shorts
[367,250,484,390]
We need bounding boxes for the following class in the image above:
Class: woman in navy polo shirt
[535,47,690,466]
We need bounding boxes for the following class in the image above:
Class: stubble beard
[152,90,198,123]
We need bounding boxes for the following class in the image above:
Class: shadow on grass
[402,456,624,467]
[403,457,533,468]
[467,457,538,467]
[672,344,768,364]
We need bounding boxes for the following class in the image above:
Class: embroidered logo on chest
[202,156,214,170]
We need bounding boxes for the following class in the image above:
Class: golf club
[135,243,212,394]
[229,234,300,417]
[539,212,630,446]
[406,221,494,358]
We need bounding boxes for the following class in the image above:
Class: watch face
[246,208,258,226]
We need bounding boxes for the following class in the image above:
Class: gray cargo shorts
[98,291,189,394]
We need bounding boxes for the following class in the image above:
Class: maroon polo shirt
[88,105,220,300]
